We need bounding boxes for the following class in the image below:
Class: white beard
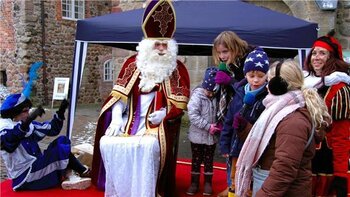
[136,39,178,93]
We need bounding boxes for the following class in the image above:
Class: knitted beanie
[243,47,269,75]
[202,67,218,91]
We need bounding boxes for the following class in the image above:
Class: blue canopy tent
[67,0,318,138]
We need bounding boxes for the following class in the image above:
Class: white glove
[148,108,166,125]
[105,121,124,136]
[325,71,350,86]
[105,101,125,136]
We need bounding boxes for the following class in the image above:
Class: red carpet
[0,180,104,197]
[1,159,227,197]
[176,158,227,197]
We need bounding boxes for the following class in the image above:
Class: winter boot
[186,172,200,195]
[228,187,236,197]
[203,173,213,196]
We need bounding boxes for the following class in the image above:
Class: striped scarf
[217,86,234,123]
[217,87,229,122]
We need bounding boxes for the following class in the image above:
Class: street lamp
[315,0,338,11]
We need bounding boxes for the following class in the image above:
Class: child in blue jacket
[219,48,269,194]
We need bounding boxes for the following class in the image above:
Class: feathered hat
[142,0,176,40]
[0,62,43,119]
[312,29,343,60]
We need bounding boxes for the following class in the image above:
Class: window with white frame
[61,0,85,20]
[104,59,114,82]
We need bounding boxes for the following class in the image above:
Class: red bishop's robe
[91,54,190,197]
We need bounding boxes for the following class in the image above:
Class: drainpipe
[40,0,48,105]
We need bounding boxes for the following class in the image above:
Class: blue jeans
[252,167,269,196]
[226,157,232,186]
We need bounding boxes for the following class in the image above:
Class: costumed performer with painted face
[90,1,190,197]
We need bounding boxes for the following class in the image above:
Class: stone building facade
[0,0,113,105]
[1,0,349,106]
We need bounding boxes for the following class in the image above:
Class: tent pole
[67,41,88,139]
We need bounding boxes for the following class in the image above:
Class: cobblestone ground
[0,104,225,182]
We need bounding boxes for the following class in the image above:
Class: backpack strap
[304,121,315,150]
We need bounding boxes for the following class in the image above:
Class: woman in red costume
[304,30,350,197]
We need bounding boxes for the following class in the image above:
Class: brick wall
[0,0,113,105]
[0,0,22,94]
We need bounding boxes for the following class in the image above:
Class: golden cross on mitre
[152,2,173,37]
[142,0,176,39]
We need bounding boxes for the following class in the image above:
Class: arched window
[103,59,114,81]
